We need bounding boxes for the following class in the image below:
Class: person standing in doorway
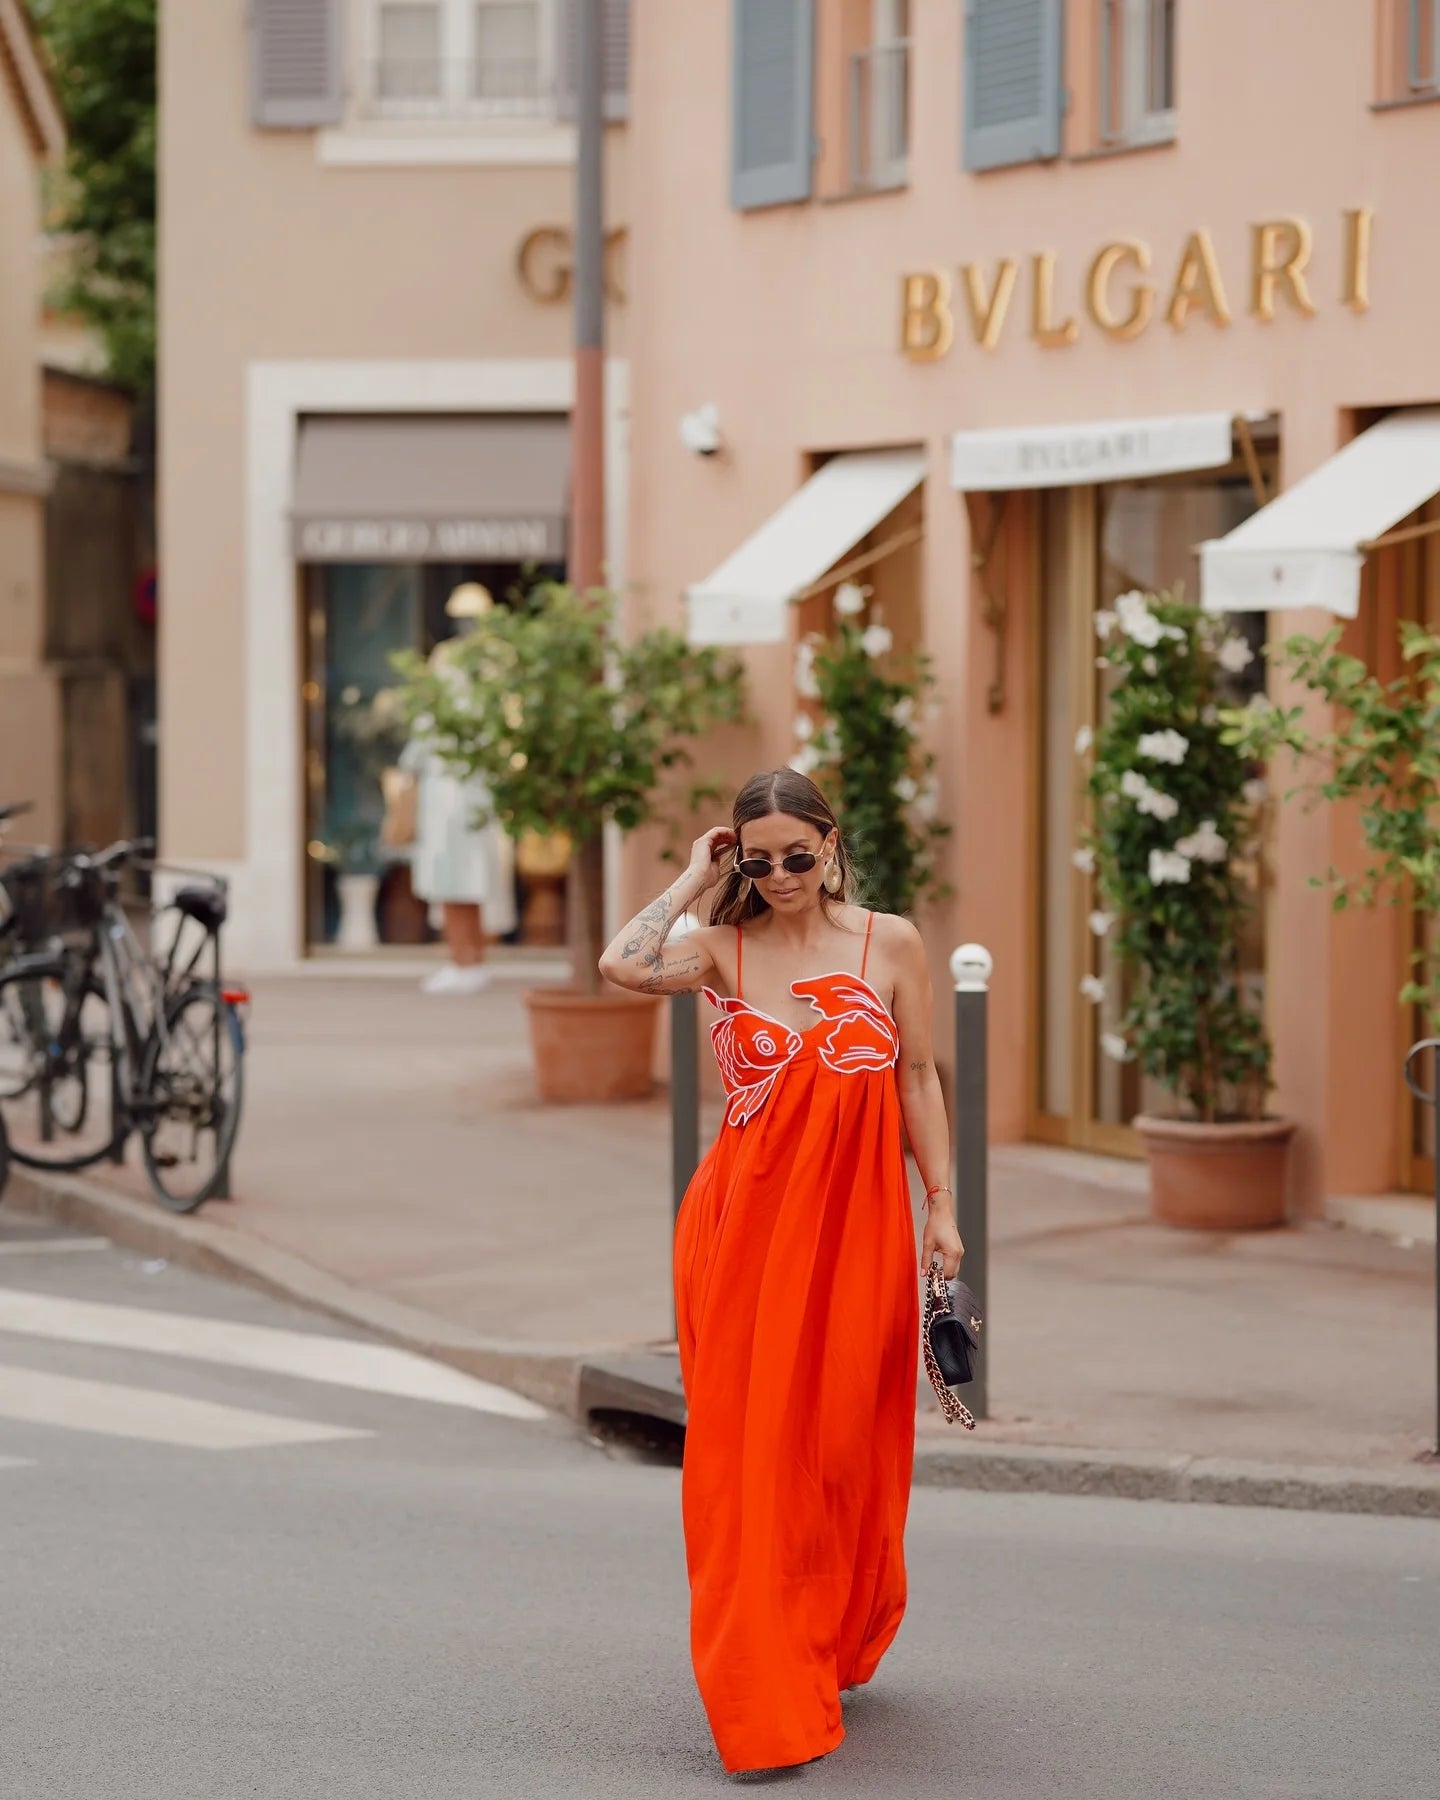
[405,586,517,994]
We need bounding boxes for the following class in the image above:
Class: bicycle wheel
[0,964,119,1171]
[138,983,244,1213]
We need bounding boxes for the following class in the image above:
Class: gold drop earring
[825,858,843,895]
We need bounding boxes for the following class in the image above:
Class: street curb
[578,1352,1440,1521]
[11,1169,1440,1520]
[1,1168,590,1415]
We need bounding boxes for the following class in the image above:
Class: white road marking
[0,1368,368,1451]
[0,1455,37,1471]
[0,1289,547,1421]
[0,1237,112,1257]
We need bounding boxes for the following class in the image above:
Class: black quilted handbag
[921,1259,983,1430]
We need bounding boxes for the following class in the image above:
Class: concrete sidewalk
[6,974,1440,1511]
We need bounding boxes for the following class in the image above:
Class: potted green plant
[396,583,744,1103]
[796,585,950,915]
[1224,620,1440,1020]
[1082,587,1291,1229]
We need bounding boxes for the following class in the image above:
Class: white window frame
[1100,0,1176,149]
[850,0,910,192]
[358,0,557,124]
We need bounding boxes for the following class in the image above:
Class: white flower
[1176,819,1227,864]
[1140,788,1179,822]
[1148,848,1193,885]
[1247,691,1274,714]
[1120,770,1149,801]
[891,696,916,730]
[794,642,821,700]
[1094,611,1117,641]
[1116,590,1164,648]
[340,684,363,707]
[1217,634,1255,674]
[1141,654,1159,675]
[1089,909,1115,937]
[834,581,868,617]
[1075,725,1093,755]
[1137,729,1189,766]
[1080,974,1106,1003]
[1072,846,1095,874]
[895,775,919,805]
[789,744,821,776]
[793,714,814,742]
[861,623,894,659]
[1242,778,1267,807]
[1100,1032,1134,1064]
[915,780,940,821]
[1160,622,1188,642]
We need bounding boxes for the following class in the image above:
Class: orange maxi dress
[673,914,919,1773]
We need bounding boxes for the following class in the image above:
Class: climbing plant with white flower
[796,600,950,917]
[1078,586,1272,1123]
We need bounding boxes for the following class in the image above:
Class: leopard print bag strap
[921,1260,977,1430]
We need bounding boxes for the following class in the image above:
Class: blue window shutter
[732,0,815,210]
[963,0,1064,172]
[250,0,344,129]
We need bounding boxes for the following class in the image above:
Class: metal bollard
[1402,1036,1440,1455]
[950,943,992,1421]
[671,989,701,1222]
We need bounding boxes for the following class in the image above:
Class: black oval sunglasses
[734,851,820,881]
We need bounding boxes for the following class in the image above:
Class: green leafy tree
[800,602,949,917]
[1083,588,1270,1122]
[1223,622,1440,1023]
[33,0,156,393]
[395,584,746,994]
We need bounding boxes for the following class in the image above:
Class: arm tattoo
[618,875,706,989]
[907,1060,930,1074]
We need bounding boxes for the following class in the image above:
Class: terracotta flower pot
[524,987,660,1103]
[1133,1114,1296,1231]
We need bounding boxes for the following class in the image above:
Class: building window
[1098,0,1176,148]
[363,0,554,119]
[1380,0,1440,99]
[848,0,911,192]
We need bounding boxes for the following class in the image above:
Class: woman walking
[600,770,963,1775]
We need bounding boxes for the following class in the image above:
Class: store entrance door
[1030,472,1269,1152]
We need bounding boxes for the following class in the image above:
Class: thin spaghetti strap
[860,910,875,979]
[736,924,744,998]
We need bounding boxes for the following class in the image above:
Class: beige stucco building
[623,0,1440,1221]
[0,5,66,843]
[158,0,629,966]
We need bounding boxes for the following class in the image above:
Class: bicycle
[0,838,250,1212]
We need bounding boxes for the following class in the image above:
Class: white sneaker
[449,965,492,995]
[421,965,464,995]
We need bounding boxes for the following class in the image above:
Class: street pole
[950,943,992,1421]
[669,912,702,1338]
[571,0,605,593]
[1402,1036,1440,1455]
[569,0,607,973]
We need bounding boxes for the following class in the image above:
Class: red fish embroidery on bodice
[702,915,900,1127]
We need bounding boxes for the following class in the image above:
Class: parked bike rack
[1402,1036,1440,1456]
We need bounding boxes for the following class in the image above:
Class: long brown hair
[709,769,856,928]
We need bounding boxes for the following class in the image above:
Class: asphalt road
[1,1211,1437,1800]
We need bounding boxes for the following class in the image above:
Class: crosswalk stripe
[0,1288,547,1421]
[0,1237,112,1258]
[0,1367,369,1451]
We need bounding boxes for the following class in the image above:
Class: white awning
[686,448,926,646]
[950,412,1235,492]
[1201,409,1440,617]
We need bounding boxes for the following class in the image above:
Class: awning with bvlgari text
[685,448,927,647]
[1201,408,1440,618]
[290,413,569,564]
